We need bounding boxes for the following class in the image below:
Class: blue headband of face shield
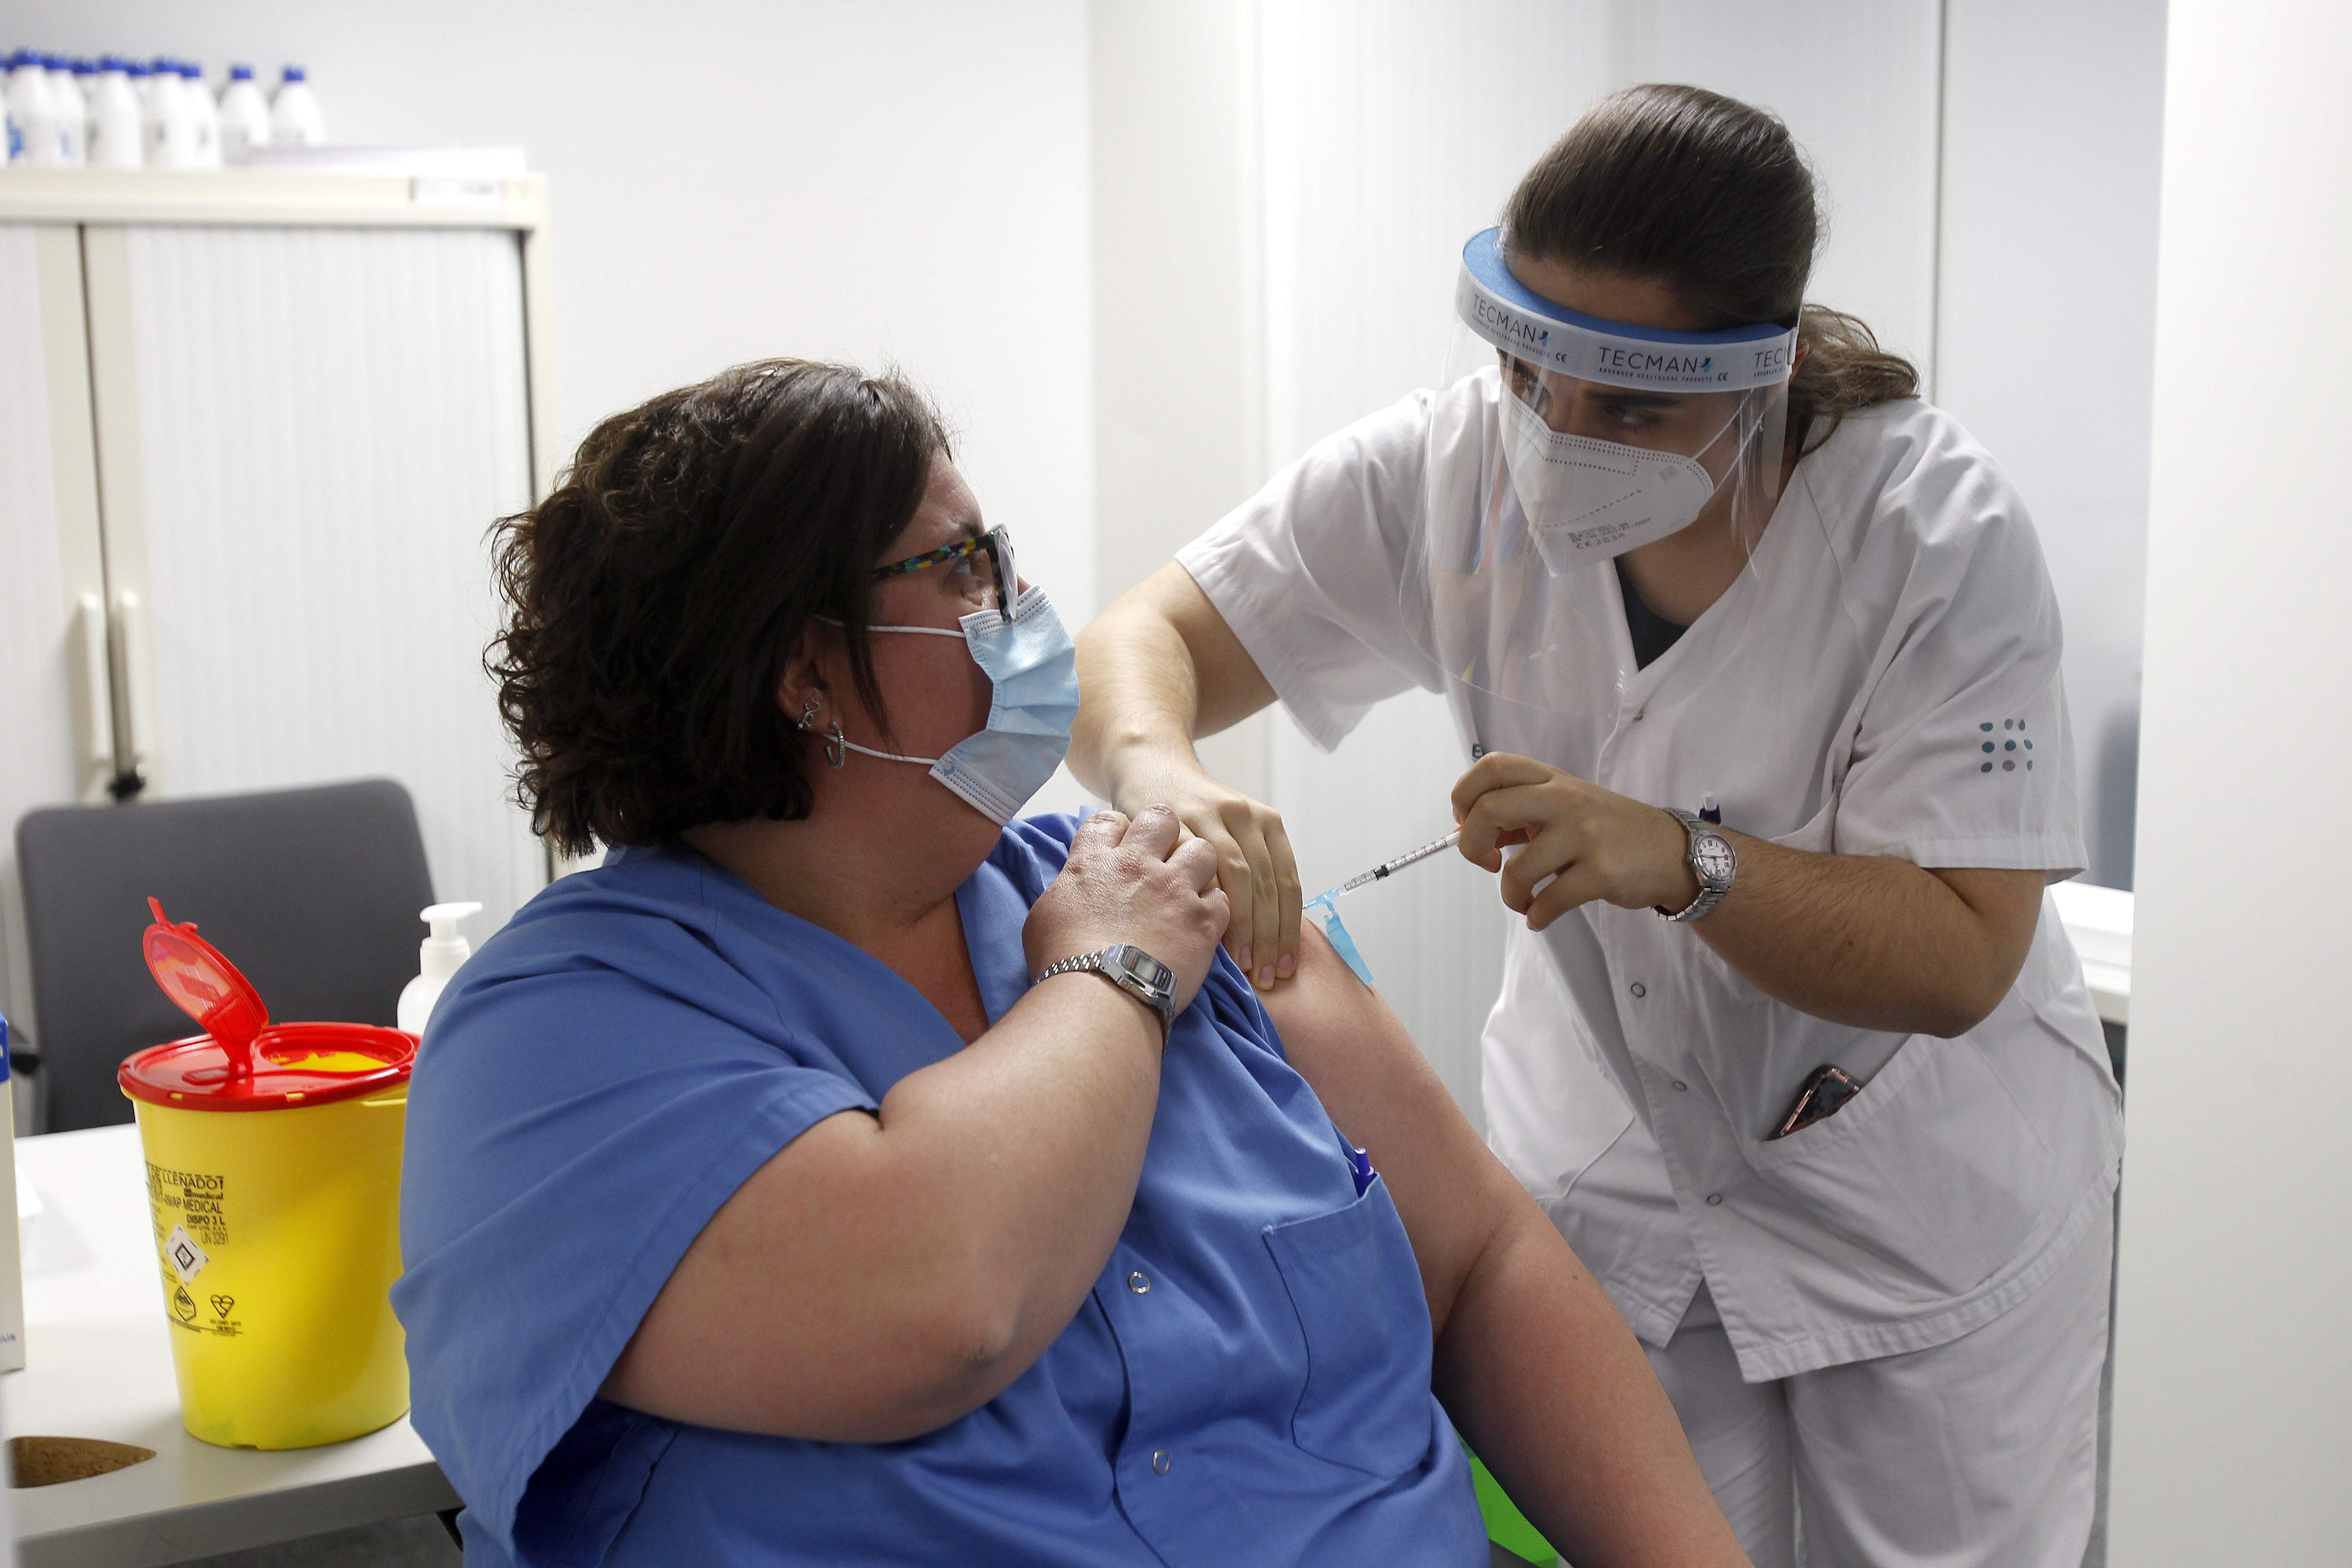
[827,585,1079,823]
[1454,227,1798,392]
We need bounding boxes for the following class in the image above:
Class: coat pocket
[1261,1178,1440,1477]
[1743,1036,2058,1303]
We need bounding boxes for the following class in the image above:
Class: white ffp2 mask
[1502,392,1723,570]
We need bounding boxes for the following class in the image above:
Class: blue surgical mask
[833,584,1078,823]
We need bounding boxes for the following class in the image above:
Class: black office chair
[13,778,435,1133]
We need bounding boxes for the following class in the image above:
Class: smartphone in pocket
[1769,1065,1862,1140]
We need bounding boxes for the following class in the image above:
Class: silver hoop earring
[824,722,846,770]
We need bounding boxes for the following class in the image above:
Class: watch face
[1120,949,1175,994]
[1692,837,1737,884]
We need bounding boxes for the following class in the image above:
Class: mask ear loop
[800,618,975,772]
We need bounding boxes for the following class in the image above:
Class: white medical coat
[1178,390,2123,1382]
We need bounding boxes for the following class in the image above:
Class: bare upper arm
[1130,562,1277,737]
[599,1107,1003,1444]
[1260,924,1526,1335]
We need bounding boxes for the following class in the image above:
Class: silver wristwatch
[1032,943,1179,1044]
[1657,808,1737,924]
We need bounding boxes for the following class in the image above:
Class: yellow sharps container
[120,898,417,1450]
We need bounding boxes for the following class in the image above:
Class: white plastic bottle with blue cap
[138,57,166,163]
[49,56,86,163]
[5,51,63,166]
[398,902,483,1037]
[89,55,141,166]
[180,61,220,167]
[142,56,190,168]
[0,53,24,164]
[269,64,323,147]
[218,63,270,160]
[72,59,101,157]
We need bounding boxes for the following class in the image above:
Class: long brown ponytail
[1502,83,1917,453]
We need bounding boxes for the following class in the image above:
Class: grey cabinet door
[84,223,547,936]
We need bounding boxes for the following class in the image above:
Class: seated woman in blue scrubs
[393,360,1747,1568]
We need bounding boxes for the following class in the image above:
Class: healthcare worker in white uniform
[1071,84,2122,1568]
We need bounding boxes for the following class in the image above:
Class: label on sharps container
[147,1162,228,1248]
[163,1223,209,1284]
[149,1165,245,1335]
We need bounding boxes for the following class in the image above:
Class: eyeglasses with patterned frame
[869,525,1017,625]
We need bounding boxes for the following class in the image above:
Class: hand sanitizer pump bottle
[397,902,483,1037]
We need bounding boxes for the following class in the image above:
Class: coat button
[1127,1271,1152,1295]
[1705,1193,1724,1206]
[1629,982,1646,998]
[1152,1449,1171,1475]
[1671,1079,1687,1092]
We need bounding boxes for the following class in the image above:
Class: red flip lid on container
[118,899,416,1112]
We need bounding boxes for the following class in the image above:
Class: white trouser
[1642,1210,2112,1568]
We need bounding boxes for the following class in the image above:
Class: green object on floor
[1469,1446,1558,1565]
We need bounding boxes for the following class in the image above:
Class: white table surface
[3,1125,457,1568]
[2051,881,2133,1028]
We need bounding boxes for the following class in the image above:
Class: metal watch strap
[1033,947,1174,1045]
[1657,807,1735,924]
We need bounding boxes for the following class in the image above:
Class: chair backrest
[14,779,435,1133]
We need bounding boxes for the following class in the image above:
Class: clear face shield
[1404,229,1800,724]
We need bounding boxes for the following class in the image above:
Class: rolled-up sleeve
[1176,391,1444,751]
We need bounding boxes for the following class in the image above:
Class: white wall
[1937,0,2167,889]
[11,0,1098,621]
[2107,0,2352,1557]
[1617,0,1946,380]
[1090,0,1261,609]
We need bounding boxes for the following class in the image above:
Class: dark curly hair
[488,359,951,857]
[1505,83,1919,454]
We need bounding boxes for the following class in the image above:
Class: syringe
[1314,829,1463,904]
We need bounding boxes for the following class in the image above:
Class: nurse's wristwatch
[1656,808,1738,924]
[1032,943,1179,1047]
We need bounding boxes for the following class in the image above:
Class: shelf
[0,169,546,231]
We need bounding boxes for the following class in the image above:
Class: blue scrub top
[393,815,1484,1567]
